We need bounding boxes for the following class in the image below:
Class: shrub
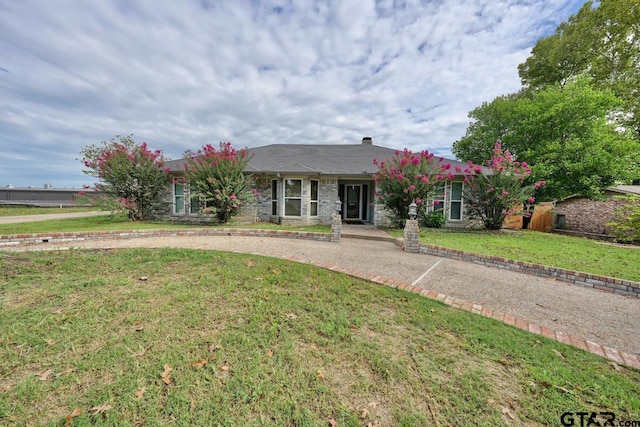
[183,142,255,224]
[463,143,544,230]
[374,149,453,227]
[80,135,170,221]
[607,195,640,243]
[423,211,446,228]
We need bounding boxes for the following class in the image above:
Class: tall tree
[80,135,170,220]
[453,78,639,201]
[518,0,640,139]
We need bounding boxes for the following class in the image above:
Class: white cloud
[0,0,585,187]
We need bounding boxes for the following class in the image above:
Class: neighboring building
[0,185,94,207]
[164,138,472,227]
[554,185,640,235]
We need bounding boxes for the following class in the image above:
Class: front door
[345,185,361,220]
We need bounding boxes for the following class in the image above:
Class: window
[310,180,319,216]
[284,179,302,216]
[428,182,445,213]
[450,182,463,220]
[174,181,186,214]
[271,179,278,216]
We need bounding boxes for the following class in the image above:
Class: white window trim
[310,179,319,217]
[449,181,464,221]
[283,177,304,217]
[173,179,187,215]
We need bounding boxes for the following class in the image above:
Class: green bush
[423,211,446,228]
[607,195,640,243]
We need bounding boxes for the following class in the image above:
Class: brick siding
[555,191,626,235]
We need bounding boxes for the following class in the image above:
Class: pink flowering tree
[463,143,545,230]
[374,149,454,227]
[183,142,255,224]
[80,135,170,221]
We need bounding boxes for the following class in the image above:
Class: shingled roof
[166,143,470,176]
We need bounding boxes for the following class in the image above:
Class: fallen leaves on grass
[501,406,516,420]
[329,417,337,426]
[316,370,325,380]
[160,364,172,385]
[551,349,565,360]
[192,359,208,368]
[45,339,56,346]
[1,382,16,393]
[266,349,273,358]
[38,369,53,381]
[135,387,146,401]
[208,344,220,353]
[285,313,298,320]
[65,408,82,426]
[130,347,149,358]
[219,363,230,371]
[88,404,111,415]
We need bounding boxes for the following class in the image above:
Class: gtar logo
[560,412,616,427]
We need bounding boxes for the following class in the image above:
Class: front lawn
[1,249,638,425]
[0,216,331,236]
[389,228,640,282]
[0,206,98,217]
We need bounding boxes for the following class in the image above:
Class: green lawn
[388,228,640,282]
[0,215,331,236]
[1,249,638,426]
[0,206,97,217]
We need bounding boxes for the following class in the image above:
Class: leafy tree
[453,78,639,200]
[80,135,170,221]
[463,143,544,230]
[374,149,454,227]
[518,0,640,139]
[183,142,255,224]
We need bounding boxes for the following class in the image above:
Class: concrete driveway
[5,232,638,365]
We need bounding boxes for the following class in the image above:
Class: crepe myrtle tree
[183,142,256,224]
[80,135,170,221]
[463,143,545,230]
[374,149,454,227]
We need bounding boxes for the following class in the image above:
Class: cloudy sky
[1,0,586,188]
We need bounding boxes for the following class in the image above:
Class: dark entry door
[345,185,361,220]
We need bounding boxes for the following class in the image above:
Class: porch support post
[403,200,420,253]
[331,200,342,243]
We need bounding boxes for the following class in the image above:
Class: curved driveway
[8,232,639,363]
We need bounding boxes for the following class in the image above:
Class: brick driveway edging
[394,239,640,298]
[0,228,332,247]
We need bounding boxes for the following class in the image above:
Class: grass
[0,207,97,217]
[1,248,638,426]
[0,215,197,235]
[0,215,331,236]
[388,228,640,282]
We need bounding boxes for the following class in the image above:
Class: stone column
[330,200,342,243]
[403,219,420,253]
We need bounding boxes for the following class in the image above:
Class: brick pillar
[403,219,420,253]
[331,213,342,243]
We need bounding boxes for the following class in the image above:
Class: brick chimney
[362,136,373,145]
